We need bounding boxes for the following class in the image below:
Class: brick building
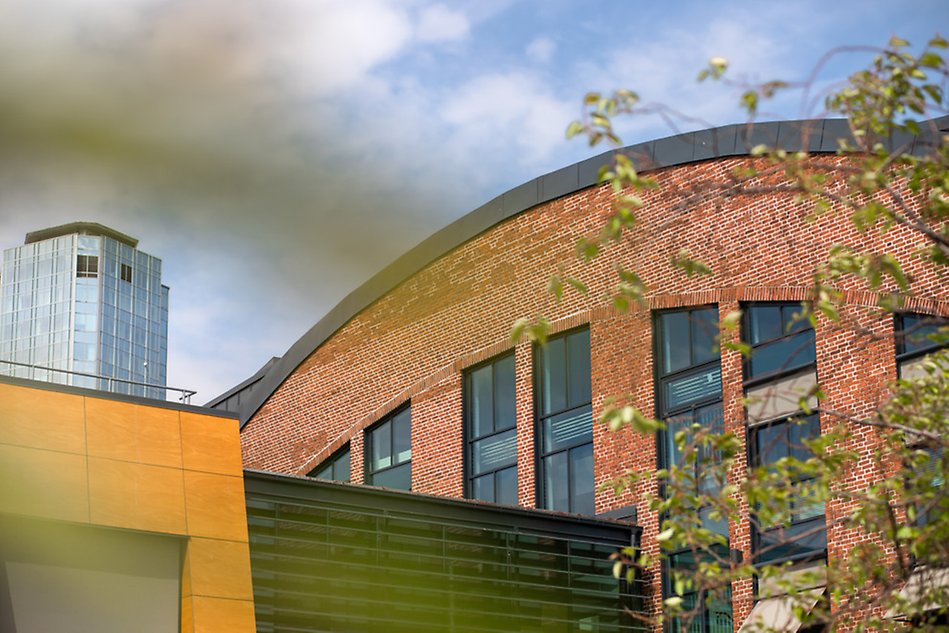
[232,118,948,631]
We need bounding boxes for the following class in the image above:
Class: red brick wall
[240,154,946,629]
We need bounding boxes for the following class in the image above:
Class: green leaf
[741,90,759,114]
[510,318,528,344]
[565,276,588,294]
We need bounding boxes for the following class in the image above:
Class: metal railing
[0,358,196,403]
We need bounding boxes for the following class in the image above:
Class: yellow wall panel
[181,596,195,633]
[85,398,183,468]
[88,457,187,535]
[190,596,256,633]
[0,383,86,454]
[183,471,248,542]
[180,412,242,476]
[185,537,254,600]
[0,444,89,523]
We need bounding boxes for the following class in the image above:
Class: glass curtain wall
[0,235,76,385]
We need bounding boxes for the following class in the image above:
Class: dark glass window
[366,405,411,490]
[466,353,517,505]
[915,446,946,527]
[742,303,824,565]
[896,313,946,370]
[120,263,133,283]
[76,255,98,278]
[750,415,826,564]
[308,445,351,483]
[656,307,722,428]
[744,304,815,380]
[667,550,733,633]
[894,314,946,528]
[536,328,593,514]
[655,307,732,630]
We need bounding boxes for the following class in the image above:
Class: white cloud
[416,4,470,43]
[525,36,555,64]
[442,71,575,172]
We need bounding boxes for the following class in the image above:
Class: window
[895,313,946,378]
[535,328,593,514]
[744,304,815,381]
[667,550,733,633]
[365,405,411,490]
[308,445,350,483]
[749,415,826,564]
[76,255,98,278]
[120,263,133,283]
[655,306,732,632]
[894,314,947,528]
[465,352,517,505]
[742,304,824,565]
[655,307,724,500]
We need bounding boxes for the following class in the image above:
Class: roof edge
[25,222,139,248]
[238,117,946,426]
[205,356,281,407]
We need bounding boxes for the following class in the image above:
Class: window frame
[895,313,947,375]
[307,444,351,483]
[741,302,815,387]
[741,302,825,568]
[653,305,733,633]
[533,326,594,515]
[894,313,947,530]
[463,351,518,505]
[76,255,99,278]
[364,403,412,490]
[747,414,827,566]
[654,306,724,472]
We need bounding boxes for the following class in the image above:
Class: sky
[0,0,946,403]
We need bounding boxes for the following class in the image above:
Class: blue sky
[0,0,946,402]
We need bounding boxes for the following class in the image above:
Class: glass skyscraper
[0,222,168,399]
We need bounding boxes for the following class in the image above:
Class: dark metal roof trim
[239,117,948,426]
[0,373,238,419]
[244,469,641,542]
[204,356,281,407]
[25,222,139,248]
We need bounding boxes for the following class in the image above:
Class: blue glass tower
[0,222,168,398]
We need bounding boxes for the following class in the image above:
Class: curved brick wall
[239,126,946,629]
[241,150,944,479]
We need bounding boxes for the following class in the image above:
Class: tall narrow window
[308,445,351,483]
[465,352,517,505]
[895,313,946,528]
[536,328,593,515]
[742,303,825,565]
[365,405,411,490]
[120,263,133,283]
[655,306,732,633]
[656,307,723,490]
[76,255,98,278]
[749,414,825,563]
